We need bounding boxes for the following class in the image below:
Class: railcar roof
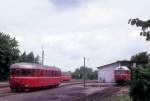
[61,72,71,76]
[10,63,60,71]
[115,66,130,70]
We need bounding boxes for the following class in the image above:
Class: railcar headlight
[25,84,28,87]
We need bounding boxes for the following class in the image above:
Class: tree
[131,52,150,64]
[26,52,34,63]
[128,18,150,40]
[18,51,40,64]
[72,66,97,80]
[129,52,150,101]
[19,52,27,62]
[34,55,40,64]
[72,68,81,79]
[0,32,19,80]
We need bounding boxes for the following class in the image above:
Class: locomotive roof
[10,63,60,71]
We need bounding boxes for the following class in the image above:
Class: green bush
[129,66,150,101]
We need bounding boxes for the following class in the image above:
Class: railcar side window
[43,70,45,76]
[44,70,47,76]
[56,71,59,76]
[15,69,20,76]
[22,69,31,76]
[54,71,56,76]
[48,70,52,77]
[37,69,40,76]
[40,70,43,76]
[44,70,46,76]
[52,71,54,77]
[53,71,56,76]
[31,69,35,76]
[58,71,60,76]
[56,72,58,76]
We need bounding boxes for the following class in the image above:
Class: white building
[97,61,133,83]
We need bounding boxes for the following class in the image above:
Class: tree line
[72,66,97,80]
[19,52,40,64]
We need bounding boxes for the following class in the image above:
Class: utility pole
[118,61,120,67]
[42,46,44,66]
[83,57,86,88]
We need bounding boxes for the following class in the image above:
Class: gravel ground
[0,83,123,101]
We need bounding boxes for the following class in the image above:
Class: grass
[110,94,132,101]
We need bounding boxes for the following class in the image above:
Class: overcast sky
[0,0,150,71]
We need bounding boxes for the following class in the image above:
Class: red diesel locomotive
[61,72,72,82]
[114,66,131,85]
[9,63,61,91]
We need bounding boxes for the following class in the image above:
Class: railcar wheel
[11,88,16,92]
[116,80,124,85]
[18,87,23,92]
[55,84,59,87]
[24,88,30,92]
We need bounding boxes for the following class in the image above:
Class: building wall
[98,63,119,83]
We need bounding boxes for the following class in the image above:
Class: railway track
[0,80,97,88]
[0,83,9,88]
[60,80,97,87]
[0,80,97,97]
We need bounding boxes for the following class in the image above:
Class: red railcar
[61,72,71,82]
[114,66,131,85]
[9,63,61,91]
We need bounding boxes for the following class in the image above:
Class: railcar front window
[10,69,15,76]
[116,70,125,74]
[16,70,20,76]
[10,69,20,76]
